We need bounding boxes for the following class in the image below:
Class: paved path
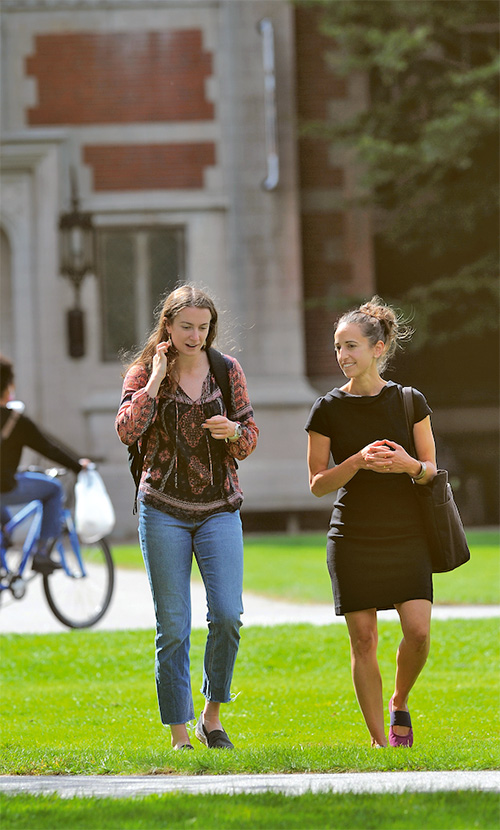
[1,567,499,634]
[0,771,498,798]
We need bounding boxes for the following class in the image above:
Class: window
[98,226,185,361]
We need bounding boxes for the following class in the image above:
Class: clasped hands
[359,439,412,474]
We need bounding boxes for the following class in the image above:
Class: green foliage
[300,0,499,352]
[317,0,499,240]
[0,620,498,775]
[400,257,499,349]
[1,791,499,830]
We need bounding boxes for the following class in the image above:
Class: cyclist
[0,355,91,575]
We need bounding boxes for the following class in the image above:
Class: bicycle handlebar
[20,464,97,478]
[20,465,71,478]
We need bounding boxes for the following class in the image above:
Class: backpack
[128,348,233,513]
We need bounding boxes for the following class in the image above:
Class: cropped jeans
[138,502,244,726]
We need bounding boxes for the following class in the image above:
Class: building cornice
[3,0,221,10]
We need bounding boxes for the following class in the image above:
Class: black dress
[305,381,433,615]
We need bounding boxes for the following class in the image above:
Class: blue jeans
[138,503,244,725]
[0,471,64,543]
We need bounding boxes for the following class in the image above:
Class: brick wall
[83,143,216,190]
[26,30,213,124]
[298,138,344,189]
[295,7,352,379]
[26,29,215,192]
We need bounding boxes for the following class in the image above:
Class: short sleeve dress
[305,381,433,615]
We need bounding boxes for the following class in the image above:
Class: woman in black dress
[306,297,437,748]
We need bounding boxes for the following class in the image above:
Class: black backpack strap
[130,429,149,516]
[207,348,233,418]
[402,386,416,457]
[131,447,140,515]
[207,348,239,468]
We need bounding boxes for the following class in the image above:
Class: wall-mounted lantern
[59,171,95,358]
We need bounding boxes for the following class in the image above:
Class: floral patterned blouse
[116,355,258,520]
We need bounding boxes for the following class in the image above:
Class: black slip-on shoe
[195,711,234,749]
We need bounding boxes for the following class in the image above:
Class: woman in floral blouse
[116,284,258,751]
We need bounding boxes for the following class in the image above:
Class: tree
[301,0,499,404]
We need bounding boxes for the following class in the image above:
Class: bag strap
[0,410,21,442]
[131,426,150,515]
[207,348,233,418]
[401,386,417,457]
[206,348,238,471]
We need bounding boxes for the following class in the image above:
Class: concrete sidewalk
[1,567,499,633]
[0,771,498,798]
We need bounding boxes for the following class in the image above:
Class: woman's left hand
[368,440,416,474]
[202,415,237,440]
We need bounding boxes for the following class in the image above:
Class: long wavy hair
[125,284,218,387]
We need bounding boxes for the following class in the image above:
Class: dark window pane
[99,227,185,362]
[99,231,135,360]
[149,228,184,316]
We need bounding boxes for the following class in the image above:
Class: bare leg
[170,723,191,749]
[391,599,432,736]
[345,609,387,747]
[202,701,223,733]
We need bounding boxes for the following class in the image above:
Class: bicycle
[0,467,114,629]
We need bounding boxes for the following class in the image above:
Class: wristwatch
[227,422,243,442]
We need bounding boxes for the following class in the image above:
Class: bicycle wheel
[43,534,114,629]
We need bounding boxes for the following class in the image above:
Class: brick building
[1,1,496,535]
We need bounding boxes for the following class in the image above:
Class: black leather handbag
[402,387,471,573]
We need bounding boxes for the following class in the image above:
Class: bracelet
[226,422,243,443]
[412,461,427,482]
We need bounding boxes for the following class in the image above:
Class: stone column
[217,1,318,514]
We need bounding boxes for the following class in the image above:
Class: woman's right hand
[146,341,171,397]
[152,341,170,380]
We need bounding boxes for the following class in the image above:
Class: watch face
[235,423,243,437]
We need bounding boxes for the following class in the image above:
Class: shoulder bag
[402,386,470,573]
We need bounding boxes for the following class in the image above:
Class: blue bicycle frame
[57,509,87,579]
[0,500,87,590]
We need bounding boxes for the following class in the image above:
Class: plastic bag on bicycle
[75,468,115,543]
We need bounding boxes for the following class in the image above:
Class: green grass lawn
[1,619,498,776]
[1,791,498,830]
[112,528,500,605]
[2,530,498,830]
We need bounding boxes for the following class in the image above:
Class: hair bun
[336,295,413,374]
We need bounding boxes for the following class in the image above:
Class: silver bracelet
[225,422,243,443]
[412,461,427,482]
